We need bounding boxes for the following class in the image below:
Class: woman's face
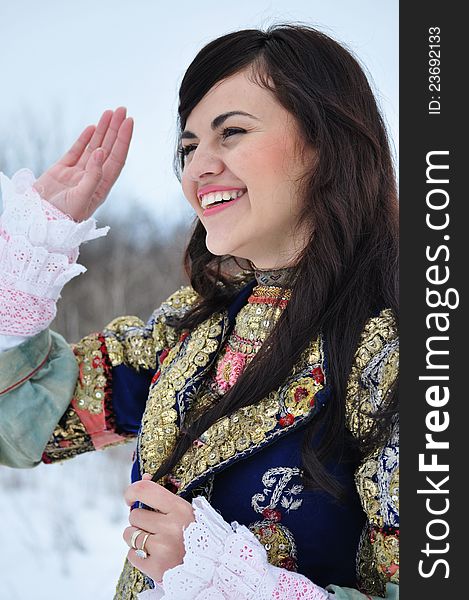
[180,68,315,269]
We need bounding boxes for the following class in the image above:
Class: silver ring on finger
[130,529,145,550]
[135,533,151,559]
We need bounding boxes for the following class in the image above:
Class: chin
[205,233,247,260]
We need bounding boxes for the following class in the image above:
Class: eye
[221,127,245,140]
[178,144,197,158]
[178,128,245,162]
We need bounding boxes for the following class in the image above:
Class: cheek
[240,140,297,194]
[181,176,201,214]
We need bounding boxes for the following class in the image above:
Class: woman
[0,25,399,599]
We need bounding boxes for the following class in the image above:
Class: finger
[123,525,152,549]
[124,528,159,566]
[124,480,176,513]
[129,508,165,532]
[98,117,133,187]
[142,473,152,481]
[100,106,128,158]
[89,118,134,208]
[59,125,96,167]
[77,109,114,168]
[126,543,160,578]
[67,147,104,215]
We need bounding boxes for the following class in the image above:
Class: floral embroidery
[114,292,397,598]
[249,519,298,571]
[248,467,305,571]
[357,523,399,596]
[251,467,304,515]
[215,348,247,391]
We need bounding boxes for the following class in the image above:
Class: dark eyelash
[221,127,245,140]
[177,144,197,158]
[178,127,245,158]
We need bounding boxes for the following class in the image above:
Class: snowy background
[0,1,398,598]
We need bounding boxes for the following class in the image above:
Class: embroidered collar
[254,266,296,287]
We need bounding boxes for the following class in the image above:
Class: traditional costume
[0,170,399,599]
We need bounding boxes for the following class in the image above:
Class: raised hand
[33,107,134,221]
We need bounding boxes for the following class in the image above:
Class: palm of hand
[34,107,133,221]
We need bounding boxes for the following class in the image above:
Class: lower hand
[123,474,195,583]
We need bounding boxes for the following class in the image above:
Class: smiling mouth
[199,189,247,209]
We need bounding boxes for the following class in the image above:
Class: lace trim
[0,169,109,336]
[0,169,109,252]
[155,496,328,600]
[0,235,87,300]
[0,288,56,336]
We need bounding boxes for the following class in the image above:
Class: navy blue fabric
[227,280,256,325]
[208,427,365,589]
[112,364,153,435]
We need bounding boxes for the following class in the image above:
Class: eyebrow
[180,111,259,140]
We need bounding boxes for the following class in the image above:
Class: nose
[184,146,225,182]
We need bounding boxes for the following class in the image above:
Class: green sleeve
[326,583,399,599]
[0,329,78,468]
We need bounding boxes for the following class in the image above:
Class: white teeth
[200,189,245,209]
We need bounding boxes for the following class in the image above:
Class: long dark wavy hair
[152,23,399,498]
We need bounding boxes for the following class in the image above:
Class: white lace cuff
[0,169,109,336]
[137,496,329,600]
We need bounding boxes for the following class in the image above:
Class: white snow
[0,443,136,599]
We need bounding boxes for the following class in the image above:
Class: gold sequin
[43,406,94,462]
[104,286,199,370]
[73,334,107,414]
[139,312,227,474]
[347,309,399,593]
[345,308,398,438]
[114,557,151,599]
[249,520,298,570]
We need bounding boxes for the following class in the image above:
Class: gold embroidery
[139,313,226,475]
[249,284,292,301]
[42,406,94,462]
[355,451,381,525]
[249,466,304,571]
[172,395,280,490]
[285,375,322,416]
[233,285,290,348]
[374,529,399,583]
[250,520,298,571]
[357,524,383,596]
[356,524,399,596]
[104,286,199,370]
[114,558,151,599]
[139,303,324,492]
[170,338,323,492]
[345,309,398,438]
[73,334,107,414]
[123,293,398,598]
[347,310,399,594]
